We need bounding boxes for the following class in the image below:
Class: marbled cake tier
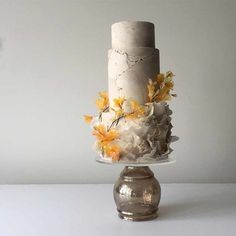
[108,21,160,109]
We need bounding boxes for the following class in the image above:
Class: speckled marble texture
[108,21,160,109]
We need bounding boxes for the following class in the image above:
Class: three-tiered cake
[85,21,175,163]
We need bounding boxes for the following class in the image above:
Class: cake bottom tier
[92,102,173,162]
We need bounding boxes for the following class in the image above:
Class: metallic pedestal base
[113,166,161,221]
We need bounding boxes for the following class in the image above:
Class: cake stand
[96,156,175,221]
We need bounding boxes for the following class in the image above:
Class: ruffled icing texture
[92,101,172,162]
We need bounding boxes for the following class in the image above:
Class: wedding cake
[84,21,176,163]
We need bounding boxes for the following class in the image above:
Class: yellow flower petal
[96,91,109,111]
[112,97,125,118]
[84,115,93,124]
[147,79,156,102]
[113,97,125,109]
[103,144,120,161]
[150,71,176,102]
[165,81,174,89]
[114,109,123,118]
[125,99,145,119]
[156,86,171,102]
[92,124,119,145]
[156,73,165,85]
[166,71,174,79]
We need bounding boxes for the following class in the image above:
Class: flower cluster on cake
[84,21,176,163]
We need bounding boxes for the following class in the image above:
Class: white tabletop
[0,184,235,236]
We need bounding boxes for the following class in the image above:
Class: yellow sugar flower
[156,71,175,102]
[156,87,172,102]
[92,124,118,145]
[165,81,174,89]
[125,99,145,119]
[113,97,125,109]
[156,73,165,87]
[156,83,173,102]
[113,96,125,118]
[166,71,174,79]
[103,143,120,161]
[84,115,93,124]
[150,71,176,102]
[147,79,156,102]
[114,109,123,118]
[96,91,109,111]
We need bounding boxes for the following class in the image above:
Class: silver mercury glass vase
[113,166,161,221]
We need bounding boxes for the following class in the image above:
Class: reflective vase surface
[113,166,161,221]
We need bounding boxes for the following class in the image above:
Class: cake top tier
[111,21,155,49]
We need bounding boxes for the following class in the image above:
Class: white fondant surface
[108,47,159,108]
[111,21,155,49]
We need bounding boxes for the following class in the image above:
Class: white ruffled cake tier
[92,102,174,163]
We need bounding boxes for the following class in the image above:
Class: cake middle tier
[108,47,159,108]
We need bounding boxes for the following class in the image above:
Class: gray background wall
[0,0,236,184]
